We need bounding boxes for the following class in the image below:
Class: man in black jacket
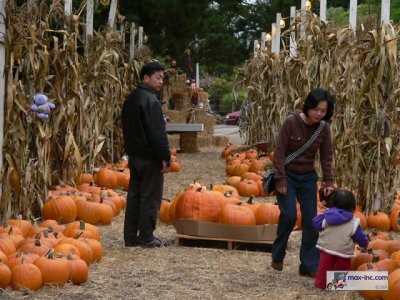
[121,61,171,248]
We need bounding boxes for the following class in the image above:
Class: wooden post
[290,6,297,57]
[271,23,277,53]
[261,32,266,58]
[138,26,143,47]
[86,0,94,41]
[64,0,72,17]
[196,63,199,87]
[300,0,307,40]
[253,40,258,58]
[0,0,6,195]
[120,23,125,47]
[108,0,118,29]
[320,0,327,22]
[381,0,391,23]
[275,13,281,54]
[349,0,358,33]
[130,23,136,61]
[64,0,72,49]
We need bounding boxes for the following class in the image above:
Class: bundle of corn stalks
[235,12,400,214]
[0,0,151,221]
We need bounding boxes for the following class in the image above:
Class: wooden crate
[175,234,273,252]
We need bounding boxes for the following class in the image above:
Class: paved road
[214,125,243,144]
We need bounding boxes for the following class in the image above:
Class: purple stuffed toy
[31,93,55,118]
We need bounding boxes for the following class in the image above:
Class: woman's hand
[276,185,287,195]
[322,186,335,197]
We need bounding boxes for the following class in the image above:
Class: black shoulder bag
[263,120,326,194]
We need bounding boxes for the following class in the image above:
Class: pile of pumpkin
[351,228,400,299]
[169,147,181,172]
[77,147,181,193]
[0,218,102,291]
[42,182,127,226]
[158,180,282,227]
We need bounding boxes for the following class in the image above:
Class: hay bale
[167,135,180,148]
[213,135,230,147]
[180,132,199,153]
[166,110,188,124]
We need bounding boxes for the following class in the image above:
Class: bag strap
[284,120,326,166]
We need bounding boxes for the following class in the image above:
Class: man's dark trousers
[124,156,164,244]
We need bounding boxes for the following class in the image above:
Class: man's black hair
[140,61,165,81]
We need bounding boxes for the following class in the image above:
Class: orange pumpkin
[367,211,391,231]
[42,195,78,223]
[255,203,280,225]
[96,168,117,189]
[159,199,172,224]
[174,188,220,222]
[219,203,256,226]
[34,251,71,285]
[236,179,259,197]
[10,259,43,291]
[67,254,89,285]
[0,262,11,289]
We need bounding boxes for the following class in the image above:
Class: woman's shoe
[271,261,283,271]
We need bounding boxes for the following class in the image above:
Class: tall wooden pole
[381,0,391,23]
[271,23,277,53]
[261,32,266,58]
[274,13,281,54]
[108,0,118,29]
[86,0,94,41]
[64,0,72,49]
[290,6,297,57]
[253,40,258,58]
[0,0,6,196]
[320,0,327,22]
[138,26,143,47]
[130,23,136,61]
[349,0,358,33]
[300,0,306,40]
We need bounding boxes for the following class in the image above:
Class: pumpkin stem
[209,184,213,190]
[79,220,86,230]
[46,248,55,259]
[247,196,254,204]
[196,187,202,192]
[34,239,42,247]
[74,231,84,239]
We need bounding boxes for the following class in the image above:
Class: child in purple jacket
[313,189,369,289]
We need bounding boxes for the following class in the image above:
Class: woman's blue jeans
[271,170,319,273]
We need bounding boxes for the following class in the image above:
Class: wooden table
[166,124,204,153]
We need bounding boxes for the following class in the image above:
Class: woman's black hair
[331,189,356,212]
[140,61,165,80]
[303,88,335,121]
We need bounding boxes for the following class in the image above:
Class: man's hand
[161,161,170,174]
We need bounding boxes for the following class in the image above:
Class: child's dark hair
[332,189,356,212]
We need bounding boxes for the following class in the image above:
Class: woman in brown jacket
[270,88,336,277]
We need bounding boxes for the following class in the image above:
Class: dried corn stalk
[0,0,151,222]
[236,13,400,214]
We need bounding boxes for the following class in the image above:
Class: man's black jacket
[121,83,171,165]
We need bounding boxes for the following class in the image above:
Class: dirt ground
[1,146,364,300]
